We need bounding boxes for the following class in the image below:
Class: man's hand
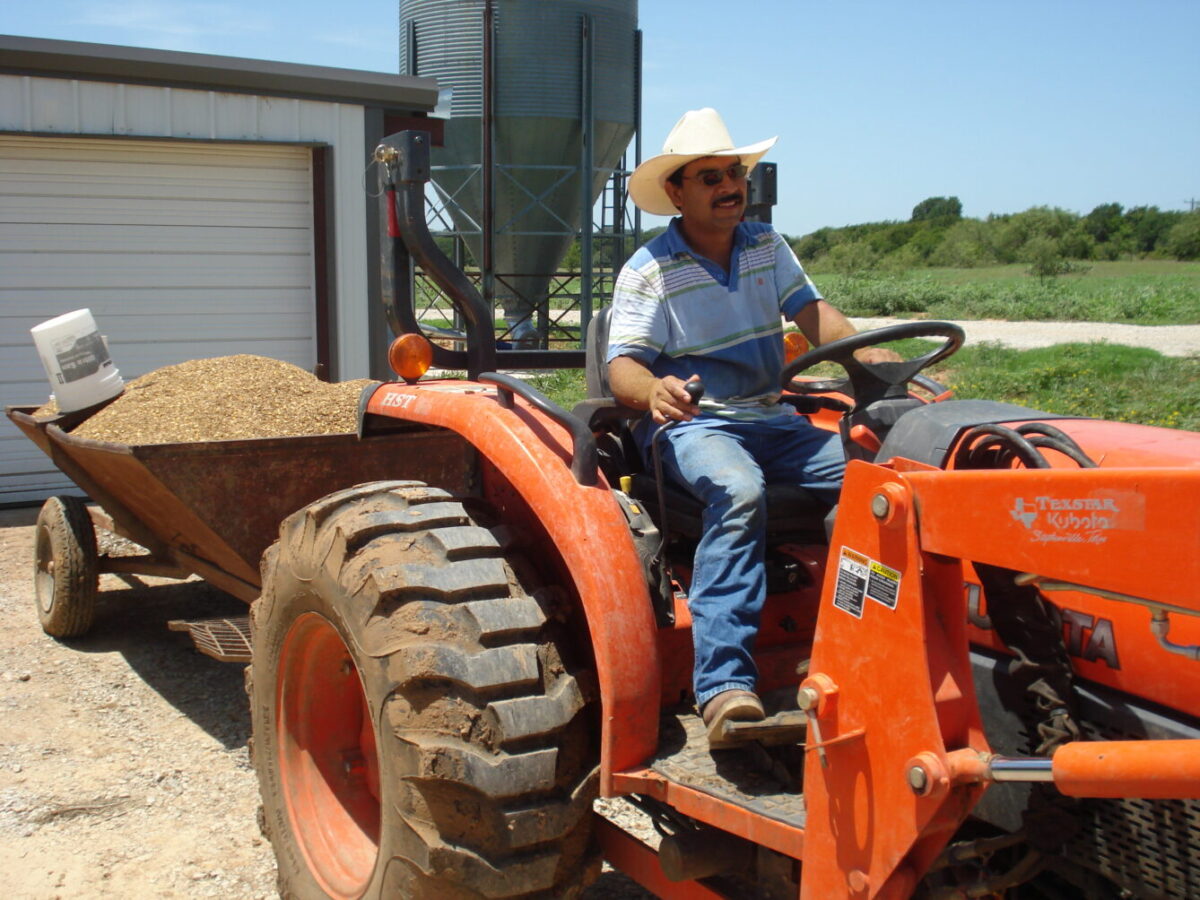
[853,346,904,364]
[793,300,904,365]
[648,375,702,424]
[608,357,702,424]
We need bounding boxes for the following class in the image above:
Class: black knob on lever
[684,380,705,405]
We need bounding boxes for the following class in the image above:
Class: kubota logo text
[1010,496,1123,545]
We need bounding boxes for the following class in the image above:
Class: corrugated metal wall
[0,136,315,504]
[0,74,373,505]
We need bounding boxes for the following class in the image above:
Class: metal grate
[1073,795,1200,900]
[1061,718,1200,900]
[168,616,252,663]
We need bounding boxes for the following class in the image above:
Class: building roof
[0,34,439,111]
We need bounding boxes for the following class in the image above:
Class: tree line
[790,197,1200,274]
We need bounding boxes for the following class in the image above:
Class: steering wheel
[781,320,965,407]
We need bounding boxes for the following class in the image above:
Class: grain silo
[399,0,639,348]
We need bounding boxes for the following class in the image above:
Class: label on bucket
[53,331,111,384]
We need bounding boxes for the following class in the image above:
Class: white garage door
[1,136,315,505]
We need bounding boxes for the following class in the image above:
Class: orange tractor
[13,129,1200,899]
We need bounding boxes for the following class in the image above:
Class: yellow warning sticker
[833,547,902,618]
[867,560,901,609]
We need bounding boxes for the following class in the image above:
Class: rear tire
[34,495,98,638]
[249,481,599,899]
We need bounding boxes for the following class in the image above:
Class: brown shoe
[702,689,765,749]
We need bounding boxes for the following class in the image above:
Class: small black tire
[33,495,99,638]
[249,480,600,899]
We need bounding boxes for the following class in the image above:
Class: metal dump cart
[6,401,472,659]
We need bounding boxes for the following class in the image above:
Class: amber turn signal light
[388,333,433,383]
[783,330,810,363]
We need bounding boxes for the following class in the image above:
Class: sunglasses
[681,163,748,187]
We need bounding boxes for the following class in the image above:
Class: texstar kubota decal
[1009,492,1144,546]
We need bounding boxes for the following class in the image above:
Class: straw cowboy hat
[628,108,777,217]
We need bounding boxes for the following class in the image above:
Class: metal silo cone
[401,0,638,347]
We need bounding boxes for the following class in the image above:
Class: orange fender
[365,381,659,791]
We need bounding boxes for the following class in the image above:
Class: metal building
[0,35,438,505]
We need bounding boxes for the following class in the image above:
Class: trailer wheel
[249,481,600,900]
[33,495,99,638]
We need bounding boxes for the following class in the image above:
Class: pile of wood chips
[52,355,374,445]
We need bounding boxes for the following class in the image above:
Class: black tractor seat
[627,472,831,542]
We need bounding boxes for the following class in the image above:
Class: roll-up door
[0,136,315,505]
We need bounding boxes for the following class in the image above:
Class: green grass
[928,342,1199,430]
[527,368,591,411]
[816,260,1200,324]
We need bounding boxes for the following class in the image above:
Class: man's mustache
[714,192,744,206]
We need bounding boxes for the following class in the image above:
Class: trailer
[7,402,472,656]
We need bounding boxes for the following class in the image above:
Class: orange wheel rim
[277,612,380,898]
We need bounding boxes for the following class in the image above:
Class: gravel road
[849,317,1200,357]
[0,506,654,899]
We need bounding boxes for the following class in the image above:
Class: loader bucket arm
[798,459,1200,898]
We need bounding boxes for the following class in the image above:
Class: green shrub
[812,262,1200,324]
[1166,213,1200,260]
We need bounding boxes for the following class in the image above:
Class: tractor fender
[364,381,659,791]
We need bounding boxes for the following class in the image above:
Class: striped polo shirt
[606,219,822,417]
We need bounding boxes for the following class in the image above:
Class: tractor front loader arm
[798,459,1200,899]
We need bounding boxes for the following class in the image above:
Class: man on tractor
[606,107,897,748]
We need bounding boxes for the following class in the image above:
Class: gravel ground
[0,506,656,899]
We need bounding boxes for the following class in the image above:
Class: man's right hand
[608,357,702,424]
[649,375,702,424]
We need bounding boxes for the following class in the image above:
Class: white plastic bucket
[30,309,124,413]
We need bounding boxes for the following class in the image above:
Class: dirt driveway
[0,506,652,899]
[0,505,277,898]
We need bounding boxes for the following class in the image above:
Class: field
[814,260,1200,324]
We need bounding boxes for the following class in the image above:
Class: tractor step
[168,616,252,663]
[650,711,807,829]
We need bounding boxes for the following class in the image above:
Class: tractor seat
[627,472,831,542]
[579,306,834,543]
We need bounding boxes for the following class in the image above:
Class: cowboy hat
[628,108,777,216]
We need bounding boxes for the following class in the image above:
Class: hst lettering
[380,393,416,410]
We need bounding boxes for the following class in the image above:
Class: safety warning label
[833,547,902,618]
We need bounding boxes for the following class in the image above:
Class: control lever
[648,379,706,617]
[651,379,705,527]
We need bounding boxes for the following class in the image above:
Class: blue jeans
[651,414,845,708]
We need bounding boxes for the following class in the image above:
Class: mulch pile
[36,355,374,445]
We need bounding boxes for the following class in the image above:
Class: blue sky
[4,0,1197,236]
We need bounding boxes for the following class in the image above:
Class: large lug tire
[33,495,99,638]
[249,481,600,900]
